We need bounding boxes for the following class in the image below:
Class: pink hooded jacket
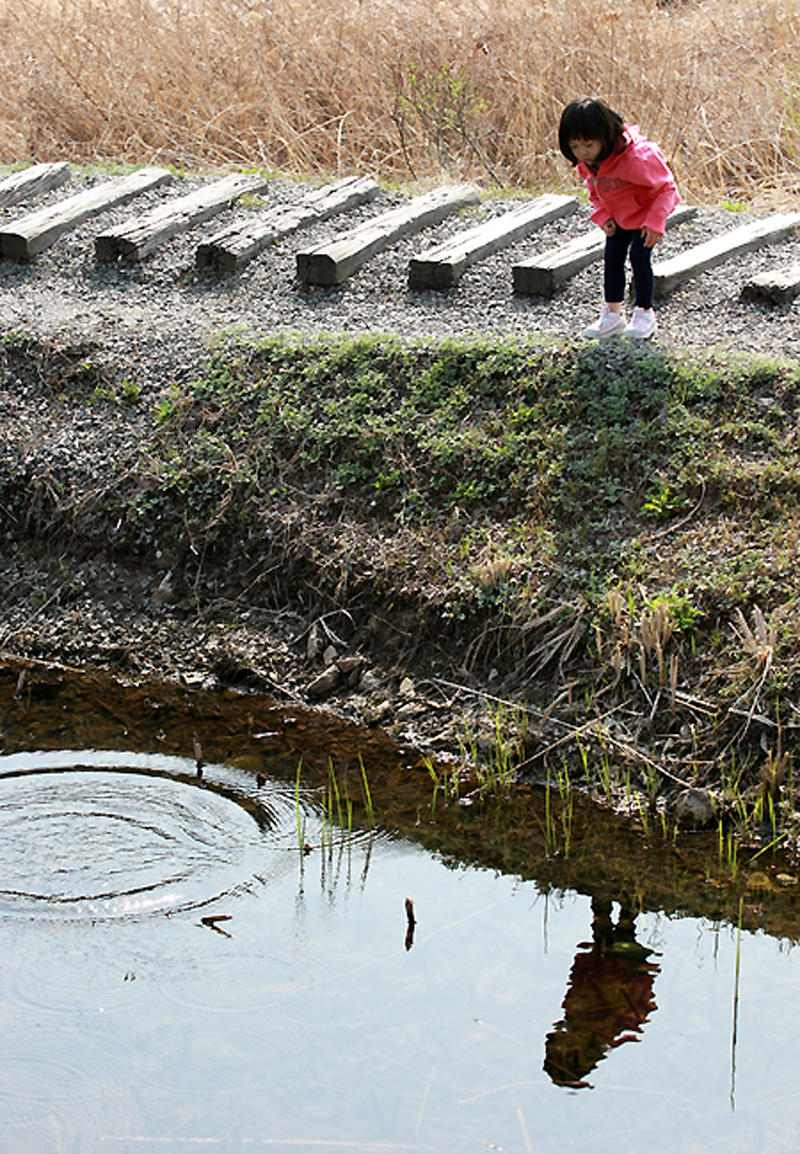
[576,124,679,234]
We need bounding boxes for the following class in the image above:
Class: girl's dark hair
[558,99,625,165]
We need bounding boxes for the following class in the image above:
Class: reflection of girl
[558,98,679,340]
[544,897,660,1089]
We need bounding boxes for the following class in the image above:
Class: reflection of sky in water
[1,752,799,1153]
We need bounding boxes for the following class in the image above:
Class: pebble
[672,787,716,829]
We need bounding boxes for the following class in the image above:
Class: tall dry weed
[0,0,799,203]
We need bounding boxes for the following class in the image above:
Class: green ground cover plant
[8,330,800,818]
[3,329,800,859]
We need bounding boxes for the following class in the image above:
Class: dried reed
[1,0,799,203]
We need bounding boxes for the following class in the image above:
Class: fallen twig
[513,703,693,789]
[404,897,416,951]
[429,676,574,730]
[200,914,233,937]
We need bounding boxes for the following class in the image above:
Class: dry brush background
[0,0,799,205]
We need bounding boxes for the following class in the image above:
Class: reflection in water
[5,665,800,1152]
[544,896,661,1089]
[405,895,417,950]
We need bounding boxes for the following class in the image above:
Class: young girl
[558,99,679,339]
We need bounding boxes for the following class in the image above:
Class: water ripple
[0,752,297,921]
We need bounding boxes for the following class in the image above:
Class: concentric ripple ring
[0,752,280,921]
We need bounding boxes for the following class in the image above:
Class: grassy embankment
[1,0,800,206]
[4,328,799,853]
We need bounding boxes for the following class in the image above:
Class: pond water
[2,668,800,1153]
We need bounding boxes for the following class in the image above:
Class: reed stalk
[2,0,799,204]
[359,755,375,826]
[294,758,304,853]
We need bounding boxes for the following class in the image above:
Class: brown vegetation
[1,0,799,204]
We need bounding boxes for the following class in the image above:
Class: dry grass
[1,0,800,204]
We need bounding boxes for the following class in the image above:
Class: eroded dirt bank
[0,330,499,767]
[3,322,800,844]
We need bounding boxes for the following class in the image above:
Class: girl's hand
[602,219,617,236]
[641,226,664,248]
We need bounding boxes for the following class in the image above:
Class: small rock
[306,665,340,698]
[396,702,424,720]
[399,676,415,698]
[336,655,363,675]
[323,644,338,665]
[149,571,174,605]
[673,787,716,829]
[359,669,383,693]
[306,623,322,660]
[371,699,393,722]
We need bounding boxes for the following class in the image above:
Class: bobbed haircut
[558,99,625,166]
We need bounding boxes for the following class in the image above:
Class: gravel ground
[1,169,799,384]
[1,170,799,760]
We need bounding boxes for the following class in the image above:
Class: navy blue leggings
[604,227,654,309]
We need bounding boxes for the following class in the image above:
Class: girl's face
[569,138,603,165]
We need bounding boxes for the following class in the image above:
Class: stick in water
[405,898,416,951]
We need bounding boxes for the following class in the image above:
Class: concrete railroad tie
[512,205,697,298]
[653,213,800,296]
[408,193,578,291]
[195,176,380,272]
[94,173,273,261]
[295,184,480,287]
[0,167,174,259]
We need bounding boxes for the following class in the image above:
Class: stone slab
[408,193,578,291]
[0,167,174,259]
[296,183,480,286]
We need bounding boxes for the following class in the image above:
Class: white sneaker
[583,306,627,339]
[623,307,657,339]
